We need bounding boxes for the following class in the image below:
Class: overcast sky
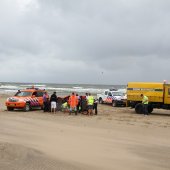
[0,0,170,85]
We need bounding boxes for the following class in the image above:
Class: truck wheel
[135,103,143,114]
[148,105,153,113]
[99,98,103,104]
[7,107,14,111]
[112,101,117,107]
[24,103,31,112]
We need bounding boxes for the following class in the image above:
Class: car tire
[7,107,14,111]
[112,101,117,107]
[24,103,31,112]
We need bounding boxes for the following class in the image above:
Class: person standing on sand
[76,93,81,113]
[43,91,49,112]
[141,94,149,116]
[85,93,89,114]
[93,97,98,115]
[50,92,58,113]
[87,93,94,116]
[69,92,78,115]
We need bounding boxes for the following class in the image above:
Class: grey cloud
[0,0,170,84]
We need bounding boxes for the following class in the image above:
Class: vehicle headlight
[8,98,19,102]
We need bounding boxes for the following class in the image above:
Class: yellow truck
[126,82,170,113]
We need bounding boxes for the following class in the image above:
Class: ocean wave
[0,83,124,95]
[45,87,106,94]
[20,84,46,87]
[0,89,18,94]
[73,86,83,89]
[4,90,18,92]
[0,85,19,89]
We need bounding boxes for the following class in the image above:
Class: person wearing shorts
[87,93,94,116]
[50,92,58,113]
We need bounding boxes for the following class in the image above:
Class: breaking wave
[0,82,126,95]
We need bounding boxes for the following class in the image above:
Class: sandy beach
[0,94,170,170]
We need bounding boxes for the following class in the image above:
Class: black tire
[148,104,153,113]
[7,107,14,111]
[99,98,103,104]
[24,103,31,112]
[112,100,117,107]
[135,103,143,114]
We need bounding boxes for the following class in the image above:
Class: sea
[0,82,126,96]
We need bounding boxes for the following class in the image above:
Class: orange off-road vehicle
[6,88,46,111]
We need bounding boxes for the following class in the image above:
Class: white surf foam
[45,87,106,94]
[20,84,46,87]
[0,85,19,89]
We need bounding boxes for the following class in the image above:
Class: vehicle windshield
[112,92,123,96]
[15,91,32,97]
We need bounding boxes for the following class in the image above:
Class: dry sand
[0,94,170,170]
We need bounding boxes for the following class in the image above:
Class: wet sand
[0,94,170,170]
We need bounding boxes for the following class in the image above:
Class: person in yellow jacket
[87,93,94,116]
[61,102,69,113]
[141,94,149,115]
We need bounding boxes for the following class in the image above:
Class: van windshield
[112,92,123,96]
[15,91,32,97]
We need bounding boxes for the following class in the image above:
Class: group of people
[43,91,58,113]
[42,92,98,116]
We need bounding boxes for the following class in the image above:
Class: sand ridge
[0,142,88,170]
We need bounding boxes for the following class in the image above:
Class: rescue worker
[69,92,78,115]
[87,93,94,116]
[43,91,49,112]
[61,101,69,113]
[141,94,149,115]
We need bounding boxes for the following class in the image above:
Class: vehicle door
[164,84,170,104]
[106,91,112,103]
[30,91,40,107]
[103,91,108,102]
[35,91,45,106]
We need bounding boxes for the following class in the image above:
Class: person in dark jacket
[93,98,98,115]
[76,94,81,113]
[50,92,58,113]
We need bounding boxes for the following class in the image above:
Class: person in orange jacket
[69,92,78,115]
